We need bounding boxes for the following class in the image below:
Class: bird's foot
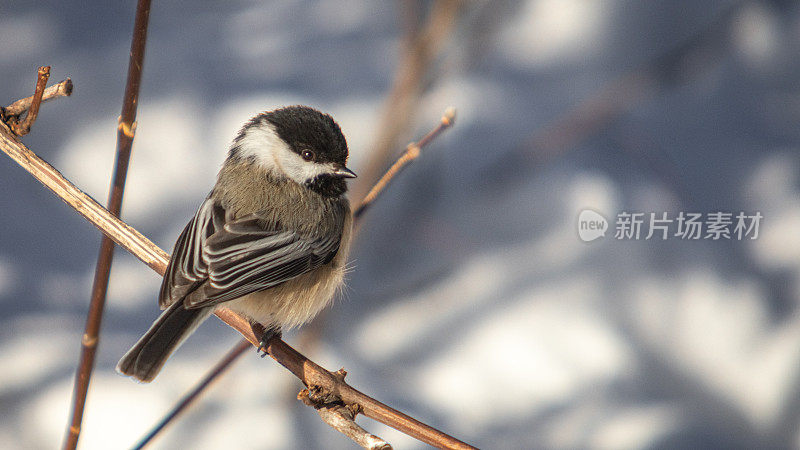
[257,327,282,357]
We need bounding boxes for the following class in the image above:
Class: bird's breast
[223,211,352,328]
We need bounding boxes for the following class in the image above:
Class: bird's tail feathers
[116,301,212,383]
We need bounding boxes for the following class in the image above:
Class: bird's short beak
[332,165,357,178]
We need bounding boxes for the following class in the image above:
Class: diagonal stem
[132,339,252,449]
[63,1,152,448]
[355,106,455,219]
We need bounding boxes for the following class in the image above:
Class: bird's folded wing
[185,208,342,311]
[160,198,341,309]
[159,197,222,308]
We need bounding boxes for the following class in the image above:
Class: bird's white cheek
[278,156,332,184]
[235,122,332,183]
[236,124,288,174]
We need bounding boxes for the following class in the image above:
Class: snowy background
[2,0,800,448]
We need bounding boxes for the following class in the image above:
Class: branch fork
[1,66,73,137]
[301,368,353,407]
[299,370,392,450]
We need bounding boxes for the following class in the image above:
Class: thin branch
[254,324,475,449]
[0,118,474,449]
[137,107,457,447]
[6,66,50,136]
[2,77,73,118]
[299,378,392,450]
[132,339,251,449]
[64,1,152,448]
[314,406,392,450]
[355,106,455,219]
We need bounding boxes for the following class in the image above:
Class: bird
[117,105,356,383]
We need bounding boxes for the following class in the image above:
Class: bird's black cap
[262,105,349,165]
[230,106,352,197]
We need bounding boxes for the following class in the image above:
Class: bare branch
[0,120,168,272]
[355,106,455,219]
[2,77,72,119]
[62,3,152,448]
[132,339,251,449]
[0,116,474,449]
[299,384,392,450]
[6,66,50,136]
[315,406,392,450]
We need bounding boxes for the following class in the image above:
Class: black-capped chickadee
[117,105,356,383]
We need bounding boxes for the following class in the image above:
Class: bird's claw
[256,327,281,358]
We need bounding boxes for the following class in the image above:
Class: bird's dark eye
[301,150,315,161]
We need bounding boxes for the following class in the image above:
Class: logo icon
[578,209,608,242]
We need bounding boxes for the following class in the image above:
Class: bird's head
[229,106,356,197]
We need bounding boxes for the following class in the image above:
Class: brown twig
[313,405,392,450]
[351,0,462,204]
[6,66,50,136]
[64,1,152,449]
[355,106,455,219]
[299,379,392,450]
[132,339,251,449]
[0,116,474,449]
[2,77,72,120]
[136,107,458,448]
[0,120,168,273]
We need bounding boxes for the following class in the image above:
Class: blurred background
[2,0,800,448]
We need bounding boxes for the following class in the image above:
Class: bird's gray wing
[159,197,224,308]
[181,210,342,309]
